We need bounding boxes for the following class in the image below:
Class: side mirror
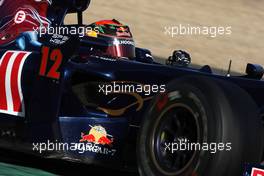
[166,50,191,67]
[71,0,91,12]
[246,63,264,80]
[52,0,90,13]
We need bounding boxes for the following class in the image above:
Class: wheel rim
[151,103,200,175]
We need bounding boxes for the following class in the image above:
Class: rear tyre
[137,76,263,176]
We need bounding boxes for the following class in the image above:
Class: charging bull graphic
[80,125,114,146]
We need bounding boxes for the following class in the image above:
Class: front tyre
[137,76,263,176]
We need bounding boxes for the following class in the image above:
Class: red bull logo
[116,26,131,37]
[80,125,113,146]
[117,27,126,32]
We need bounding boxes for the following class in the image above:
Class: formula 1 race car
[0,0,264,176]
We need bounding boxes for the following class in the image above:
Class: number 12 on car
[39,46,63,80]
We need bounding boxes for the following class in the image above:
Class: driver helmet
[86,19,136,59]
